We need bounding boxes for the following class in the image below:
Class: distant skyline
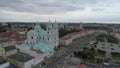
[0,0,120,23]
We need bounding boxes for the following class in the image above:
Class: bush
[97,49,106,54]
[96,34,119,44]
[111,52,120,56]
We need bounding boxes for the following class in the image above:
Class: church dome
[27,30,37,36]
[34,25,41,30]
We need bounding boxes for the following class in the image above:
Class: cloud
[0,0,85,14]
[0,0,120,23]
[1,0,118,14]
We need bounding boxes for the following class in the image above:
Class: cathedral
[16,19,59,54]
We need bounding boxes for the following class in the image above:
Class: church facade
[24,22,59,53]
[16,20,59,65]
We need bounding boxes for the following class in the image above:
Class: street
[34,32,105,68]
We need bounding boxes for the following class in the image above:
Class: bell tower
[46,18,59,47]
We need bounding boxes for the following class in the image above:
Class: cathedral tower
[46,18,59,47]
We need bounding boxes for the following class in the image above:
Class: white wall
[0,62,9,68]
[60,38,73,46]
[24,59,34,68]
[114,33,120,39]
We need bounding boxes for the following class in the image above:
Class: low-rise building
[0,37,34,68]
[64,57,81,68]
[0,29,18,38]
[60,35,73,46]
[0,38,17,57]
[0,56,10,68]
[0,38,15,47]
[7,53,33,68]
[1,45,17,57]
[60,30,94,46]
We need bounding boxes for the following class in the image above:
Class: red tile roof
[60,34,72,40]
[13,36,26,42]
[0,29,19,38]
[60,32,80,40]
[60,29,92,40]
[77,64,87,68]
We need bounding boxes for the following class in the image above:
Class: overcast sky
[0,0,120,23]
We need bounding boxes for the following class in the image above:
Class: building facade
[16,21,59,65]
[17,22,59,53]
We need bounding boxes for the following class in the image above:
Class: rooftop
[0,38,12,44]
[8,53,33,63]
[0,56,6,65]
[3,45,16,51]
[60,32,80,40]
[77,64,87,68]
[60,29,91,40]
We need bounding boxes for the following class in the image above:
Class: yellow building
[0,38,34,68]
[0,45,17,58]
[0,38,15,47]
[0,38,16,58]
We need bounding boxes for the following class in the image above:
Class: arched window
[52,24,54,27]
[30,41,32,44]
[54,37,56,40]
[39,36,41,39]
[48,37,49,40]
[31,36,33,39]
[26,42,28,44]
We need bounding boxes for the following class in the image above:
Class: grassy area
[96,34,119,44]
[112,56,120,61]
[95,50,105,58]
[46,56,57,62]
[111,52,120,61]
[85,58,100,63]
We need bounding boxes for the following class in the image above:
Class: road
[34,32,103,68]
[101,59,120,68]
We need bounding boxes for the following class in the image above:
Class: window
[102,47,105,49]
[111,48,114,50]
[54,37,56,40]
[31,36,33,39]
[48,38,49,40]
[48,28,49,30]
[110,45,113,47]
[52,24,54,27]
[30,41,32,44]
[39,36,41,39]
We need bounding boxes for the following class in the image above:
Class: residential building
[60,29,94,46]
[0,56,10,68]
[0,38,15,47]
[7,53,33,68]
